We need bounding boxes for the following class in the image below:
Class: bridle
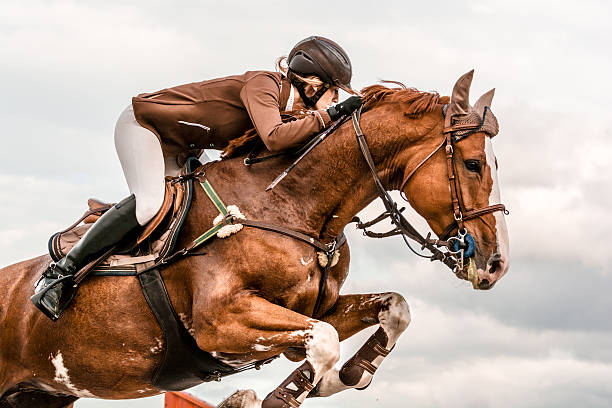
[351,105,507,274]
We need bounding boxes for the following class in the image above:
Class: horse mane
[361,81,449,115]
[222,82,449,159]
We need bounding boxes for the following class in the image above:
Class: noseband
[351,106,507,274]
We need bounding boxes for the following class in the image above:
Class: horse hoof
[217,389,259,408]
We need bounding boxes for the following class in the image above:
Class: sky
[1,1,611,407]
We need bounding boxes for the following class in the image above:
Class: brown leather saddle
[48,173,191,275]
[46,157,234,390]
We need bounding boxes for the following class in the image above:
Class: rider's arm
[240,74,331,152]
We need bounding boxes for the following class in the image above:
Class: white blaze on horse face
[484,137,510,276]
[50,351,97,398]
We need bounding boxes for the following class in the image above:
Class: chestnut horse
[0,71,509,408]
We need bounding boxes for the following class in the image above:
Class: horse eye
[464,160,482,172]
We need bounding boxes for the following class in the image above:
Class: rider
[31,36,363,321]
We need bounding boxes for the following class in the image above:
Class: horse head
[387,70,509,289]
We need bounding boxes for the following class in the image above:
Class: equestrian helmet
[288,36,356,95]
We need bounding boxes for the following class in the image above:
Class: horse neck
[267,106,444,240]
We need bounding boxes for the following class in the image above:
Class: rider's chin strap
[288,70,330,109]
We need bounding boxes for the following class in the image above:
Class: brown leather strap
[339,327,392,388]
[439,203,507,240]
[239,219,331,252]
[271,390,301,408]
[463,204,507,220]
[263,361,315,408]
[399,138,446,195]
[357,359,378,375]
[59,205,114,233]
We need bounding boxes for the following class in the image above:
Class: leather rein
[350,106,507,274]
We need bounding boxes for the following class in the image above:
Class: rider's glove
[327,96,363,121]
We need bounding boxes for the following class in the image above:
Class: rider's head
[279,36,356,109]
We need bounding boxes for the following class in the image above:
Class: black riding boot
[31,194,140,321]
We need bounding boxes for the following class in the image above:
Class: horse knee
[378,293,411,345]
[306,322,340,374]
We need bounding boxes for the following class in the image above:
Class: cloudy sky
[1,1,611,407]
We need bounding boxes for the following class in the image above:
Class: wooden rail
[164,391,215,408]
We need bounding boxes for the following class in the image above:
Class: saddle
[48,169,193,275]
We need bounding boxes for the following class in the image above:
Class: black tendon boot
[31,194,140,321]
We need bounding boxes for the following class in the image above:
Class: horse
[0,70,509,408]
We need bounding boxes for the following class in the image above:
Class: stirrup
[30,275,78,322]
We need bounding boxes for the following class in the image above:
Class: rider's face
[315,87,339,110]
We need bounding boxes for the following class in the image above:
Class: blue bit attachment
[453,232,476,258]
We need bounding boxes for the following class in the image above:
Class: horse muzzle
[464,252,507,290]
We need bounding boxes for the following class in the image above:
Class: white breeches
[114,105,214,226]
[114,105,168,226]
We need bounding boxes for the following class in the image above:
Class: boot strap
[272,389,301,408]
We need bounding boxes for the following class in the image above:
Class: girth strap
[138,268,233,390]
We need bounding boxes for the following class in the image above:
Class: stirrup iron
[30,275,78,321]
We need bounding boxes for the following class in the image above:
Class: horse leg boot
[307,292,411,397]
[30,194,139,321]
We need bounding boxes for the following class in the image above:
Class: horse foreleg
[202,295,340,408]
[308,292,411,397]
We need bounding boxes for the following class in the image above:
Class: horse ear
[449,69,474,116]
[474,88,495,116]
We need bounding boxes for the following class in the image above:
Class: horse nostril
[488,253,502,275]
[478,279,491,289]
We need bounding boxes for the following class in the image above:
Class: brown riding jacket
[132,71,331,159]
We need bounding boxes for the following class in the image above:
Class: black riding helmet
[287,36,356,107]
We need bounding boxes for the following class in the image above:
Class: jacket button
[209,143,215,148]
[189,144,196,148]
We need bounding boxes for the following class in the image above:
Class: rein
[350,105,508,274]
[349,108,458,271]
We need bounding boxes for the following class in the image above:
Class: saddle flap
[137,182,175,244]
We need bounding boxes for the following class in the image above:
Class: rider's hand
[327,96,362,121]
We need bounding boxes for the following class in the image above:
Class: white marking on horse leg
[294,322,340,402]
[305,322,340,380]
[378,293,411,348]
[50,351,97,398]
[313,367,351,397]
[315,294,411,396]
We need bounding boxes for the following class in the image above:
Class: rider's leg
[115,104,166,226]
[31,105,165,321]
